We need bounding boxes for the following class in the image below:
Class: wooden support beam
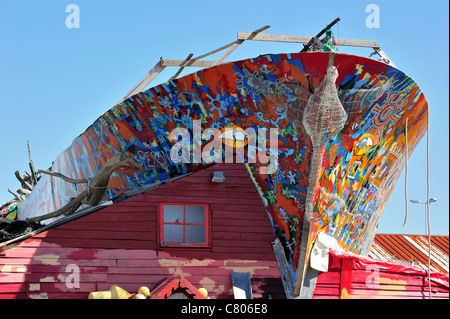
[213,25,270,66]
[293,220,312,297]
[169,53,194,81]
[160,59,218,68]
[191,41,238,61]
[238,32,379,48]
[118,25,395,104]
[119,60,166,103]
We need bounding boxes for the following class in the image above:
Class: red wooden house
[1,162,448,299]
[0,163,285,299]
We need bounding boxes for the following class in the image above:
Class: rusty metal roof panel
[369,234,449,275]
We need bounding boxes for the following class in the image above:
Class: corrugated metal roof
[368,234,449,275]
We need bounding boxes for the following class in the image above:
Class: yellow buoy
[198,288,208,298]
[88,285,132,299]
[88,290,112,299]
[138,286,150,297]
[110,285,132,299]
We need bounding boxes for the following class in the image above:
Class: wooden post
[27,140,38,186]
[271,238,294,299]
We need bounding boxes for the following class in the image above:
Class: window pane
[163,205,183,223]
[185,205,205,224]
[163,224,183,243]
[185,225,205,243]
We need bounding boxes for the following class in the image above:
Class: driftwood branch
[27,153,143,224]
[15,170,34,191]
[27,140,38,185]
[17,188,31,196]
[37,169,89,184]
[8,189,23,202]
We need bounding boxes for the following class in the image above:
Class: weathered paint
[0,164,284,299]
[15,52,428,285]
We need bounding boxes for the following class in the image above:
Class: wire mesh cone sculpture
[302,66,348,222]
[254,65,354,223]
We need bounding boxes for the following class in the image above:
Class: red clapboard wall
[312,250,449,299]
[0,163,285,299]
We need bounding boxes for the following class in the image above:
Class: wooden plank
[0,293,27,299]
[1,246,98,258]
[238,33,312,43]
[106,273,167,284]
[36,229,156,241]
[160,59,218,68]
[169,53,194,81]
[56,221,156,231]
[212,211,269,220]
[77,211,156,222]
[151,187,260,199]
[0,264,107,274]
[272,238,294,299]
[30,292,89,299]
[0,283,28,293]
[213,25,271,66]
[212,231,272,242]
[238,32,379,48]
[212,239,272,248]
[28,282,97,293]
[96,249,157,260]
[145,195,264,206]
[190,41,237,61]
[0,257,116,267]
[212,219,274,228]
[213,225,273,234]
[231,272,253,299]
[212,246,270,254]
[0,272,107,283]
[119,60,166,103]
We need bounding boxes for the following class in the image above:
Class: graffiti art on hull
[17,52,428,281]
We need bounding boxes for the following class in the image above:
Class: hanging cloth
[321,30,339,52]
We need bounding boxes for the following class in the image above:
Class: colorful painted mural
[16,52,428,284]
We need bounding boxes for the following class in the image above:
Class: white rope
[403,119,408,227]
[426,111,432,299]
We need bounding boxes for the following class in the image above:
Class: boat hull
[17,52,428,285]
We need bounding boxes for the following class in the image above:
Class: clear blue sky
[0,0,448,235]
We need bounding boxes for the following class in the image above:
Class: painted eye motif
[357,136,373,148]
[354,133,375,155]
[218,126,249,148]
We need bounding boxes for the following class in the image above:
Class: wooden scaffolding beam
[118,24,396,104]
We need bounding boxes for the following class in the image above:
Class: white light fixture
[410,198,437,205]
